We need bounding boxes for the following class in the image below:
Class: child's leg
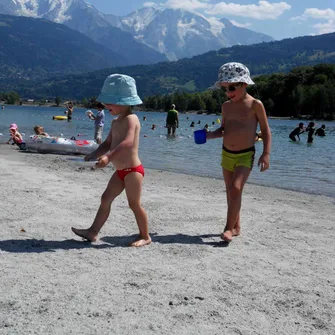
[71,171,125,241]
[222,166,251,242]
[124,172,151,247]
[223,168,240,236]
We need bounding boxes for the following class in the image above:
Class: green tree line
[143,64,335,120]
[1,64,335,120]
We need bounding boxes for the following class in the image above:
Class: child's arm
[85,127,112,160]
[176,113,179,128]
[207,104,225,139]
[255,100,271,172]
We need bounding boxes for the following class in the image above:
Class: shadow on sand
[0,234,229,253]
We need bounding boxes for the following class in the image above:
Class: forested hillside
[4,32,335,99]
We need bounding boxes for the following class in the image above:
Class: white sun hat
[215,62,255,86]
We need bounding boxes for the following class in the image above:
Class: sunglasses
[220,83,243,92]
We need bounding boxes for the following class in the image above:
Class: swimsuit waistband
[222,145,255,154]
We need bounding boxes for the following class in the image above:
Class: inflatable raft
[52,116,67,120]
[25,136,98,155]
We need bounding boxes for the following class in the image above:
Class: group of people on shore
[289,122,326,143]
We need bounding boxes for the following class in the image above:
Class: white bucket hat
[215,62,255,86]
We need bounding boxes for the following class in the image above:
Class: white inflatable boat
[25,136,98,155]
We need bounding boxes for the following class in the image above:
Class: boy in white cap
[206,62,272,242]
[72,74,151,247]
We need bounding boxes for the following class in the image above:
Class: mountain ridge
[4,31,335,100]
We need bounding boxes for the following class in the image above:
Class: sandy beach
[0,144,334,335]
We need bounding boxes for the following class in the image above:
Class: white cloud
[163,0,208,11]
[143,2,157,7]
[159,0,290,20]
[304,8,335,20]
[313,20,335,35]
[293,8,335,35]
[205,1,291,20]
[230,20,251,28]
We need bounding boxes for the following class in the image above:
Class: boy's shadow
[0,234,229,253]
[102,233,229,248]
[0,238,113,253]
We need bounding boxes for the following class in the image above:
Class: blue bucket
[194,129,207,144]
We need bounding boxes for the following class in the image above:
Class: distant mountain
[0,14,124,81]
[7,32,335,100]
[114,7,274,60]
[0,0,167,65]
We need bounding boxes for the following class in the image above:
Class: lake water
[1,105,334,197]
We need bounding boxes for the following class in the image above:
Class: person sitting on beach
[6,123,26,150]
[306,122,316,144]
[203,124,209,132]
[289,123,304,142]
[87,102,105,144]
[166,104,179,136]
[315,124,326,137]
[34,125,49,137]
[71,74,151,247]
[206,62,271,243]
[65,102,74,122]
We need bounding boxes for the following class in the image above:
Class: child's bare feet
[221,230,233,242]
[232,228,240,237]
[129,235,152,247]
[71,227,98,242]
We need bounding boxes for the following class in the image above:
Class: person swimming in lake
[306,122,315,144]
[315,124,326,137]
[190,121,195,127]
[289,122,304,142]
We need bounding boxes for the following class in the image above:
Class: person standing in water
[289,122,304,142]
[315,124,326,137]
[166,104,179,135]
[65,102,74,122]
[87,102,105,144]
[306,122,316,143]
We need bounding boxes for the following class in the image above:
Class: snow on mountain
[0,0,167,65]
[0,1,274,62]
[113,7,274,60]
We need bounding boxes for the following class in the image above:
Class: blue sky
[88,0,335,40]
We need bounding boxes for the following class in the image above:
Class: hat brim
[215,76,255,87]
[97,94,143,106]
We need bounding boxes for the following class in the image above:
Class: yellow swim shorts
[221,146,255,172]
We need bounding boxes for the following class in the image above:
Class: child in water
[289,122,304,141]
[306,122,315,143]
[315,124,326,137]
[206,62,271,242]
[71,74,150,247]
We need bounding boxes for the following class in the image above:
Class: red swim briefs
[117,164,145,181]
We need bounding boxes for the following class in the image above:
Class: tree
[55,96,61,107]
[5,91,20,104]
